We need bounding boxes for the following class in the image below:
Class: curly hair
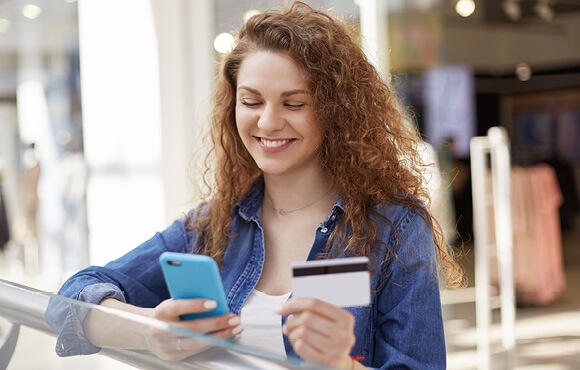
[191,1,464,288]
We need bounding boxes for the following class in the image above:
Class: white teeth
[261,138,291,148]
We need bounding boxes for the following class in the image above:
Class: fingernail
[204,300,217,309]
[228,316,241,326]
[231,325,243,335]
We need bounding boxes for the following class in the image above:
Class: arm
[45,216,241,358]
[82,298,242,361]
[45,227,180,356]
[275,207,445,369]
[371,208,446,369]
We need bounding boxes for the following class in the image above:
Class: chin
[255,161,293,176]
[258,167,289,177]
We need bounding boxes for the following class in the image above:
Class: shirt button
[331,215,336,221]
[320,227,328,233]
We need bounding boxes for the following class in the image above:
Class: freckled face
[235,51,322,178]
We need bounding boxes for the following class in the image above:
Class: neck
[262,173,335,215]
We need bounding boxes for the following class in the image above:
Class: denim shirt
[46,179,446,369]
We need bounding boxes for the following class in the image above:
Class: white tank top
[238,289,291,357]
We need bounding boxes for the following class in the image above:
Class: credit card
[291,257,370,307]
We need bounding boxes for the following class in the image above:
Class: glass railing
[0,278,328,369]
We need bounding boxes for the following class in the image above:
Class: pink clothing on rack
[512,165,565,306]
[488,164,565,306]
[511,167,536,301]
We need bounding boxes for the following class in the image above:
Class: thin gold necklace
[265,186,333,216]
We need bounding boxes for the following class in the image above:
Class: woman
[47,2,464,369]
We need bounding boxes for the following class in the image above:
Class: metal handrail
[0,278,314,370]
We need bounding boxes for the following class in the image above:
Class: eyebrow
[237,85,309,97]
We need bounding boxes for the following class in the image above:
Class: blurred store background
[0,0,579,369]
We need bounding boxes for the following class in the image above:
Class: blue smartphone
[159,252,229,320]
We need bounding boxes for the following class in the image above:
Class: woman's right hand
[141,298,243,361]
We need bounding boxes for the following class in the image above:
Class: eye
[284,102,305,109]
[241,99,261,107]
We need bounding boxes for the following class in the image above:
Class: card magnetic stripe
[292,262,367,277]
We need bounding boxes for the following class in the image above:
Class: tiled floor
[445,219,580,369]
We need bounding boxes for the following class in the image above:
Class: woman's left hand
[276,298,355,369]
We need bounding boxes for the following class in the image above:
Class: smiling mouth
[260,138,294,148]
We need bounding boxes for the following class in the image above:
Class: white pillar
[359,0,390,78]
[151,0,215,223]
[77,0,215,266]
[78,0,165,265]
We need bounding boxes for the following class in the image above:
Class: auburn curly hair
[190,1,464,288]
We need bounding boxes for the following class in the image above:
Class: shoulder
[372,197,431,240]
[371,198,437,274]
[160,207,209,252]
[161,214,189,240]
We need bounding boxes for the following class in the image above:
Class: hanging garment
[489,164,566,306]
[518,164,566,305]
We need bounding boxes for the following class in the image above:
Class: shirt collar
[235,177,265,222]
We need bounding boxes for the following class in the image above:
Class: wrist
[340,355,354,370]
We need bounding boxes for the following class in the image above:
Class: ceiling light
[22,4,42,20]
[502,0,521,21]
[535,0,554,22]
[456,0,476,17]
[0,18,11,33]
[415,0,437,12]
[214,32,235,54]
[243,9,260,23]
[515,62,532,81]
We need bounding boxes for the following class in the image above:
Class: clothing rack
[470,126,516,370]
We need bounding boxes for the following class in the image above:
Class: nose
[257,105,285,134]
